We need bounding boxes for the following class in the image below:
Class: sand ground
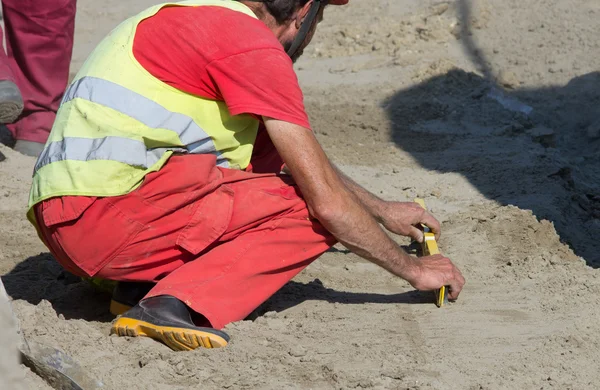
[1,0,600,388]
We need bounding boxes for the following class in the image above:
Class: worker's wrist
[371,199,390,224]
[390,251,421,282]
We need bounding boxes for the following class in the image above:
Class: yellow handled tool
[414,198,448,308]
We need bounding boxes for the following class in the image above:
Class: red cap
[329,0,349,4]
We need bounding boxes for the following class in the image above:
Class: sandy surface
[1,0,600,388]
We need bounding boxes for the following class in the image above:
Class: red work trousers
[0,0,76,143]
[34,155,336,329]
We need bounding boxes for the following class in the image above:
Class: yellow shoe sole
[109,300,132,316]
[111,317,228,351]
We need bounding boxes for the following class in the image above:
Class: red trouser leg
[2,0,77,143]
[35,155,336,330]
[142,198,334,330]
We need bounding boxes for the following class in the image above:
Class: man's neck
[238,1,290,43]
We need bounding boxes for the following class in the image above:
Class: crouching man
[28,0,464,351]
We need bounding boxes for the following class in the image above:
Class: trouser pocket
[176,185,235,255]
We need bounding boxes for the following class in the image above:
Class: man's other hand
[380,201,441,243]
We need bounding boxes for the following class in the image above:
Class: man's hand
[403,254,465,300]
[379,201,441,243]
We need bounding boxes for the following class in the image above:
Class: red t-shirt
[132,5,310,173]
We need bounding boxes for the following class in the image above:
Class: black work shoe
[109,281,155,316]
[0,80,23,123]
[111,295,229,351]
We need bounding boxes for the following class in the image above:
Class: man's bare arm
[333,166,386,221]
[264,118,464,298]
[334,166,442,243]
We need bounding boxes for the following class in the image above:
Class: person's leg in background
[2,0,77,156]
[0,24,23,128]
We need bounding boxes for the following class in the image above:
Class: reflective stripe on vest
[35,76,228,173]
[35,137,187,172]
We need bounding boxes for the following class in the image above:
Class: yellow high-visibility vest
[28,0,261,221]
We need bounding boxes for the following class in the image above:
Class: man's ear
[295,0,315,29]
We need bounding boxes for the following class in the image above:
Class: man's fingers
[409,226,424,243]
[446,279,463,300]
[419,211,441,240]
[446,269,465,301]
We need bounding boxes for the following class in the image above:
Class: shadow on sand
[2,254,430,323]
[383,0,600,266]
[250,278,432,319]
[1,253,115,322]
